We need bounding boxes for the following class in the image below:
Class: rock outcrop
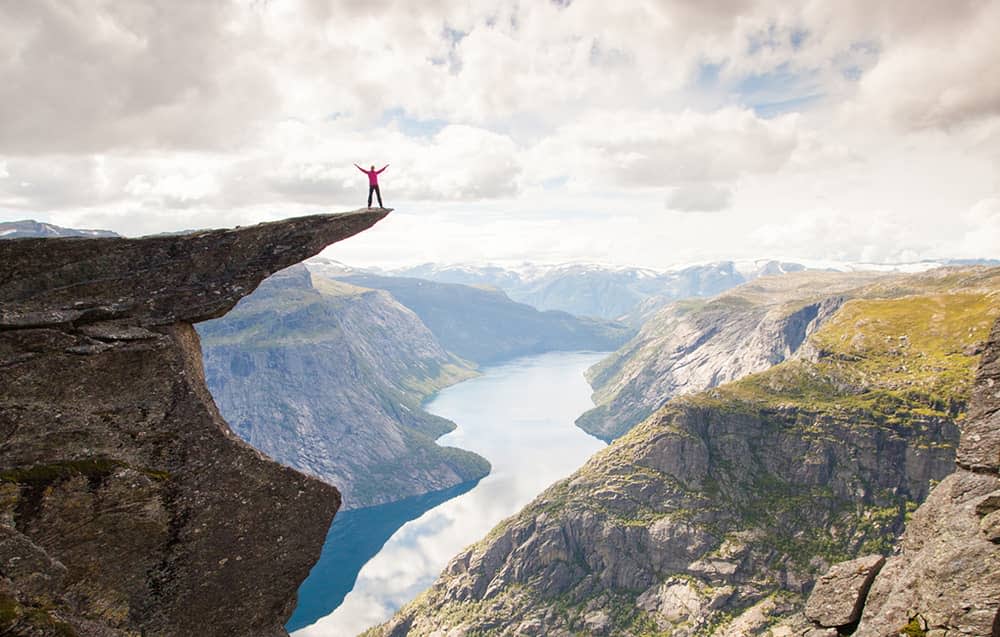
[803,554,884,628]
[0,210,387,636]
[802,316,1000,637]
[199,265,489,509]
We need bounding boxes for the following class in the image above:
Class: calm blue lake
[290,350,607,636]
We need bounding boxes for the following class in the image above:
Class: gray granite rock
[804,554,885,627]
[854,318,1000,637]
[975,489,1000,516]
[958,317,1000,473]
[0,209,387,328]
[981,509,1000,542]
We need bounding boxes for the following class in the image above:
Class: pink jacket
[356,164,388,186]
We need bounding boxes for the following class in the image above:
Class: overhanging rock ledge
[0,209,389,637]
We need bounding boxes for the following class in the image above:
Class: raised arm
[354,163,367,173]
[376,164,389,174]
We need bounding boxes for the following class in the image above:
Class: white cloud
[0,1,278,154]
[0,157,104,209]
[957,197,1000,258]
[254,122,523,204]
[525,107,802,193]
[666,183,733,212]
[749,207,920,263]
[846,2,1000,130]
[123,172,221,208]
[1,0,998,267]
[747,195,1000,264]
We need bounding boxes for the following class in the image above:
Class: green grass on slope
[588,267,999,420]
[686,288,999,419]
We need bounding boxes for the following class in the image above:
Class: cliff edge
[0,209,388,636]
[801,316,1000,636]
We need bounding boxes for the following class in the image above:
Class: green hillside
[368,266,1000,636]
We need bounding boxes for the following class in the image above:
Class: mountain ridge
[0,219,120,238]
[576,271,893,441]
[322,272,632,365]
[577,267,1000,442]
[366,265,999,637]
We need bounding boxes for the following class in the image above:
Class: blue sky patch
[790,29,809,50]
[443,26,466,45]
[750,93,824,117]
[380,108,447,137]
[835,39,880,82]
[733,63,824,117]
[542,176,569,190]
[695,61,725,88]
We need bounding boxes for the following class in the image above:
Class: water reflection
[292,351,607,636]
[286,481,480,632]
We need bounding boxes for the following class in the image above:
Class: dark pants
[368,185,383,208]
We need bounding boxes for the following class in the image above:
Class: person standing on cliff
[355,163,388,208]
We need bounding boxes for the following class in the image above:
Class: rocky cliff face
[578,271,890,441]
[368,266,999,637]
[796,316,1000,637]
[0,210,387,636]
[199,265,489,510]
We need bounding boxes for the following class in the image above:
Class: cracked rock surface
[0,210,387,636]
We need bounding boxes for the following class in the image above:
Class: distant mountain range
[310,257,1000,323]
[389,260,805,322]
[325,271,632,364]
[0,219,119,238]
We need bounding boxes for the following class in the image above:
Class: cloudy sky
[1,0,998,268]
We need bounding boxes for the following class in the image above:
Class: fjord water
[291,351,608,636]
[285,481,478,632]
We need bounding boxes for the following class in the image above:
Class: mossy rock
[0,460,171,488]
[900,616,928,636]
[0,593,78,637]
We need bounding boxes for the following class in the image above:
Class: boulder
[804,554,885,627]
